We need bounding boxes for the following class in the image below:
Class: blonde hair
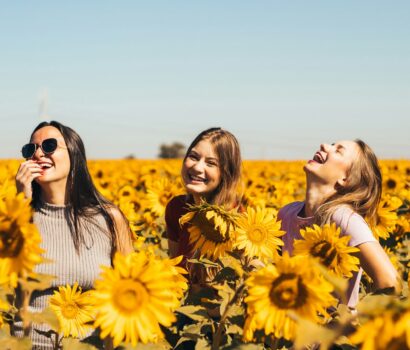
[184,127,243,209]
[314,139,382,226]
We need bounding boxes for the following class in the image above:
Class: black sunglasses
[21,138,58,159]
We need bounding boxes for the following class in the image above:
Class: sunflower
[49,282,95,338]
[92,251,184,347]
[371,195,403,240]
[293,223,360,278]
[395,214,410,238]
[162,255,188,298]
[0,193,43,287]
[234,206,284,262]
[0,172,16,201]
[350,296,410,350]
[244,253,336,341]
[179,202,238,260]
[145,178,183,217]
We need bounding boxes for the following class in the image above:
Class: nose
[192,159,205,173]
[32,145,45,160]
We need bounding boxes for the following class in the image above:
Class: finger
[18,164,42,178]
[17,168,43,186]
[17,162,41,177]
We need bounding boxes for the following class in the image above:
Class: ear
[335,177,347,191]
[337,177,347,186]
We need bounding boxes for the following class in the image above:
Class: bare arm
[356,242,400,292]
[331,207,401,293]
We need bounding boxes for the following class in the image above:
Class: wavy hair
[314,139,382,226]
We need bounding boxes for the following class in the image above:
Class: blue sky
[1,1,409,159]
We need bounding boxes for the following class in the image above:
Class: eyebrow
[190,149,219,162]
[331,143,346,151]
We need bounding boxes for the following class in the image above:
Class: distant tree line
[158,142,186,159]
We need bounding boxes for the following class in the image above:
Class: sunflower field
[0,158,409,350]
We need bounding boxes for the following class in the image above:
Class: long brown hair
[315,139,382,226]
[184,127,243,209]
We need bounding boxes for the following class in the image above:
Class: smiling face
[30,126,71,187]
[304,140,360,188]
[181,139,222,203]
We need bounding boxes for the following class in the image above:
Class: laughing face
[304,140,360,188]
[30,126,71,187]
[181,139,222,203]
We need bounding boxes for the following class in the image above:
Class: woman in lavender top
[278,139,399,307]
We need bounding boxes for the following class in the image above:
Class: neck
[192,193,213,205]
[40,181,68,205]
[304,181,336,217]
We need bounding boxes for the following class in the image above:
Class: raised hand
[15,160,43,199]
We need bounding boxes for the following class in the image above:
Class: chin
[185,184,204,195]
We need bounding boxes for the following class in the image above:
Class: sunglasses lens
[21,144,36,158]
[42,138,58,154]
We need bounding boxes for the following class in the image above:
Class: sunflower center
[61,301,79,319]
[193,212,230,243]
[113,279,148,314]
[310,240,337,267]
[0,222,25,258]
[386,179,397,189]
[247,226,267,243]
[269,273,308,309]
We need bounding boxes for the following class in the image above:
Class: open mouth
[38,162,53,170]
[313,152,326,164]
[188,174,207,183]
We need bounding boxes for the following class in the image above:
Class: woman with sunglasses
[14,121,133,349]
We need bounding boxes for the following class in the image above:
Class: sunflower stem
[211,283,245,350]
[21,289,31,337]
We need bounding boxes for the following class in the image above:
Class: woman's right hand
[15,160,43,199]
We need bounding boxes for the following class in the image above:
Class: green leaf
[174,336,197,349]
[226,305,244,319]
[293,316,340,350]
[217,283,235,315]
[118,339,170,349]
[0,324,11,339]
[176,305,209,321]
[25,307,60,331]
[219,256,244,278]
[0,337,32,350]
[194,338,210,350]
[214,267,238,283]
[225,323,242,335]
[187,258,220,268]
[19,274,56,294]
[182,323,204,337]
[223,343,264,350]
